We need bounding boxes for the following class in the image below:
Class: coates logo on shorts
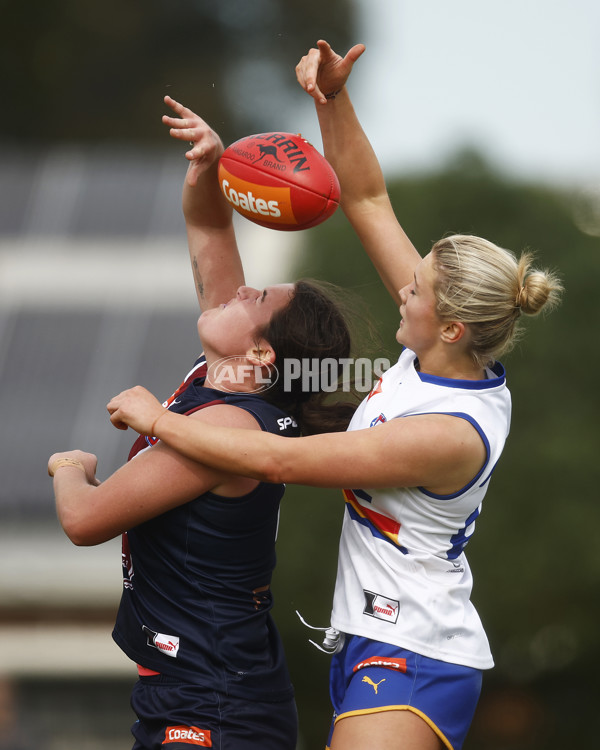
[353,656,407,674]
[206,355,278,394]
[363,590,400,624]
[163,725,212,747]
[142,625,180,658]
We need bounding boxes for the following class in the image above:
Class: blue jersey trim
[415,412,491,500]
[447,506,481,559]
[352,488,374,504]
[416,360,505,390]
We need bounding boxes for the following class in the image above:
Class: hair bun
[518,270,562,316]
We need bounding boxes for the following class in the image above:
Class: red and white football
[218,132,340,231]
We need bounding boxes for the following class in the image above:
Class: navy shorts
[328,635,483,750]
[130,674,298,750]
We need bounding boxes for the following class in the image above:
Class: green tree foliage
[273,152,600,748]
[3,0,356,147]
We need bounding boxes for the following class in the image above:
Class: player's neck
[415,351,485,381]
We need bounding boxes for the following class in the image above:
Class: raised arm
[163,96,245,311]
[296,41,421,306]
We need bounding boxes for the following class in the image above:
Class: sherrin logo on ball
[218,132,340,231]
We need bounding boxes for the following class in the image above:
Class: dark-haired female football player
[48,95,357,750]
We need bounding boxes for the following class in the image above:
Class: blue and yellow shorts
[328,635,483,750]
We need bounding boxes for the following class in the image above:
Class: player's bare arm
[51,404,262,546]
[108,387,486,495]
[297,40,421,306]
[163,95,245,310]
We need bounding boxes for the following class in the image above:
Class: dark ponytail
[258,279,359,435]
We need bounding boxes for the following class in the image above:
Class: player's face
[396,253,442,352]
[198,283,295,357]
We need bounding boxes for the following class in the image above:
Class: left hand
[162,95,224,187]
[107,386,166,436]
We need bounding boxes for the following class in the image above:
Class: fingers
[316,39,333,56]
[110,416,129,431]
[185,143,208,162]
[163,94,190,116]
[107,392,128,429]
[162,97,205,143]
[162,115,197,142]
[296,40,366,105]
[107,393,135,431]
[345,43,366,65]
[107,404,130,431]
[161,98,222,170]
[106,386,163,436]
[296,46,326,103]
[163,96,200,141]
[106,392,120,415]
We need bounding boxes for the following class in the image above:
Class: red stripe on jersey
[343,489,401,544]
[163,358,207,409]
[367,377,383,400]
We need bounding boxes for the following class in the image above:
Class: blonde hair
[431,234,563,367]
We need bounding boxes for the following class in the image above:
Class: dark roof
[0,144,186,239]
[0,306,201,518]
[0,146,209,519]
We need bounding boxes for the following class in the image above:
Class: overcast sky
[338,0,600,187]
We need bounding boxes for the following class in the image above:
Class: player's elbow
[62,525,98,547]
[59,513,108,547]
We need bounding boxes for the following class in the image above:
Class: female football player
[48,95,356,750]
[106,43,563,750]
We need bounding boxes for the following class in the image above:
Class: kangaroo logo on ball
[253,144,283,164]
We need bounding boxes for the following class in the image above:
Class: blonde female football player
[106,43,563,750]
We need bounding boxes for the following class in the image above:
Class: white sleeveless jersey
[331,348,511,669]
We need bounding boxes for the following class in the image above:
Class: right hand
[295,39,366,105]
[48,450,99,485]
[162,95,224,186]
[107,386,167,437]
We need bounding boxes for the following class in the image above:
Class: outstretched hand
[296,39,366,105]
[162,95,224,187]
[107,386,167,437]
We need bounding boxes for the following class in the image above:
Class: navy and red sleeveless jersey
[112,356,300,701]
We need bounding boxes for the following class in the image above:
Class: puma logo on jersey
[142,625,180,658]
[363,591,400,623]
[362,675,386,694]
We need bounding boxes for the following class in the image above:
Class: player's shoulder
[189,401,262,431]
